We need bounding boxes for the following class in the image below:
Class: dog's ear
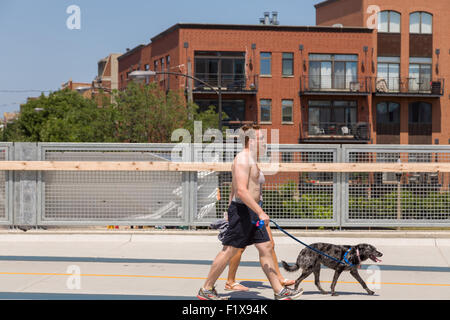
[355,244,370,261]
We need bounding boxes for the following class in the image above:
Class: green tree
[2,89,116,142]
[111,82,225,143]
[2,82,224,143]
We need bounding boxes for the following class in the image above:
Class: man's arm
[228,183,234,207]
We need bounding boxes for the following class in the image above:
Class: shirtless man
[197,124,303,300]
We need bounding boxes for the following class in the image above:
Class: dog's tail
[281,260,300,272]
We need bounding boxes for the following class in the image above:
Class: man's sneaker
[274,287,304,300]
[197,287,229,300]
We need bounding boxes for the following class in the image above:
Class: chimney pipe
[264,12,270,25]
[272,11,278,25]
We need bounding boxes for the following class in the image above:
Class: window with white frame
[378,11,401,33]
[409,57,432,92]
[282,53,294,76]
[309,54,358,90]
[282,100,293,123]
[260,99,272,123]
[377,56,400,91]
[410,12,432,34]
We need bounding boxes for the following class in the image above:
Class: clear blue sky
[0,0,320,113]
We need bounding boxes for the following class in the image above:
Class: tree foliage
[2,82,223,143]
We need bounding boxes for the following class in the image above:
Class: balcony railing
[302,122,371,142]
[374,77,444,96]
[193,73,258,93]
[223,120,255,131]
[300,76,371,95]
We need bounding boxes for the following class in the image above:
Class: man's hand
[258,211,270,226]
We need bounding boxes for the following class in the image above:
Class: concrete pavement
[0,230,448,300]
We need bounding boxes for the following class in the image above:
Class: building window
[409,57,432,92]
[260,99,272,123]
[376,102,400,135]
[282,53,294,76]
[194,51,245,87]
[409,101,431,124]
[376,102,400,124]
[309,54,358,90]
[410,12,432,34]
[409,101,432,138]
[308,100,357,134]
[194,99,245,125]
[260,52,272,76]
[377,56,400,91]
[378,11,401,33]
[282,100,293,123]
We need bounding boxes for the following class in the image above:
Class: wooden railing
[2,161,450,172]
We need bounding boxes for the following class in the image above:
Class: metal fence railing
[37,143,189,226]
[0,143,13,225]
[374,77,444,96]
[2,142,450,228]
[342,145,450,227]
[190,144,339,227]
[300,75,371,94]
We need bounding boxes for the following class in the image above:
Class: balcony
[193,73,258,94]
[299,76,371,96]
[374,77,444,97]
[300,122,371,143]
[223,120,255,131]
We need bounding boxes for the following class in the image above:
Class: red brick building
[316,0,449,145]
[118,0,448,145]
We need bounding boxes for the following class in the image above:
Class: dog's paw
[367,290,375,295]
[331,292,339,296]
[320,290,329,295]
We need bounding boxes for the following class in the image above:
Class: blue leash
[268,219,354,267]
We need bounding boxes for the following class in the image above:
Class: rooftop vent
[259,11,279,25]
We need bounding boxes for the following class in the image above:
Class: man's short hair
[239,124,261,147]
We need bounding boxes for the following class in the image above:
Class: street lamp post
[129,70,223,132]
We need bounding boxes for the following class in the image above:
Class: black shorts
[221,201,270,249]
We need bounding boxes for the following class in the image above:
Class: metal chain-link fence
[1,142,450,228]
[343,145,450,227]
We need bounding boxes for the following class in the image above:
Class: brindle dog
[282,243,383,296]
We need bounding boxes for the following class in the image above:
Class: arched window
[378,11,401,33]
[410,12,432,34]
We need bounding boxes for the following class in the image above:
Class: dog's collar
[356,248,362,267]
[343,248,362,268]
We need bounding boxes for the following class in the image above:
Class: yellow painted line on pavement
[0,271,449,287]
